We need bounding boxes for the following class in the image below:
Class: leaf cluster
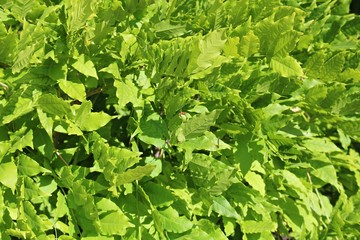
[0,0,360,239]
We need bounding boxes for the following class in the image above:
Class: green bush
[0,0,359,239]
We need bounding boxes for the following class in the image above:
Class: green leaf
[74,101,113,131]
[79,112,113,132]
[0,161,17,191]
[116,164,156,185]
[241,220,277,233]
[54,191,68,219]
[65,0,95,33]
[270,56,303,77]
[58,79,86,102]
[114,79,139,109]
[2,97,34,125]
[23,201,52,236]
[175,219,227,240]
[37,94,72,117]
[155,19,186,38]
[99,211,131,236]
[99,62,121,79]
[0,32,17,64]
[10,129,33,152]
[178,131,231,152]
[244,171,266,196]
[36,108,54,139]
[72,54,98,79]
[239,31,260,58]
[18,154,49,176]
[271,31,299,58]
[143,182,175,207]
[188,30,227,76]
[154,207,193,233]
[212,195,240,219]
[95,197,132,236]
[310,158,339,188]
[139,108,169,148]
[302,138,341,153]
[176,110,221,141]
[224,37,240,57]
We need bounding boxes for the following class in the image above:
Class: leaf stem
[54,149,69,166]
[0,81,9,91]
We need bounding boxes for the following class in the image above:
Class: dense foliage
[1,0,360,239]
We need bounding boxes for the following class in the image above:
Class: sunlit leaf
[0,161,17,191]
[72,54,98,79]
[116,164,156,185]
[154,207,193,233]
[270,56,303,77]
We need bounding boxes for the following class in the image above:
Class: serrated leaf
[239,31,260,58]
[0,32,17,64]
[54,191,68,219]
[99,211,131,236]
[154,207,193,233]
[178,131,231,152]
[37,108,54,139]
[10,129,33,152]
[72,54,98,79]
[23,176,49,201]
[177,110,221,140]
[12,45,34,74]
[224,37,240,57]
[270,56,303,77]
[244,171,266,196]
[272,31,299,57]
[0,161,17,191]
[23,201,51,235]
[175,219,227,240]
[188,30,227,76]
[37,94,72,117]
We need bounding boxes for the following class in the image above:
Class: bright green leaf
[270,56,303,77]
[212,195,240,219]
[18,154,49,176]
[72,54,98,79]
[0,161,17,191]
[58,79,86,102]
[239,31,260,58]
[116,164,156,185]
[154,207,193,233]
[37,94,72,117]
[241,220,277,233]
